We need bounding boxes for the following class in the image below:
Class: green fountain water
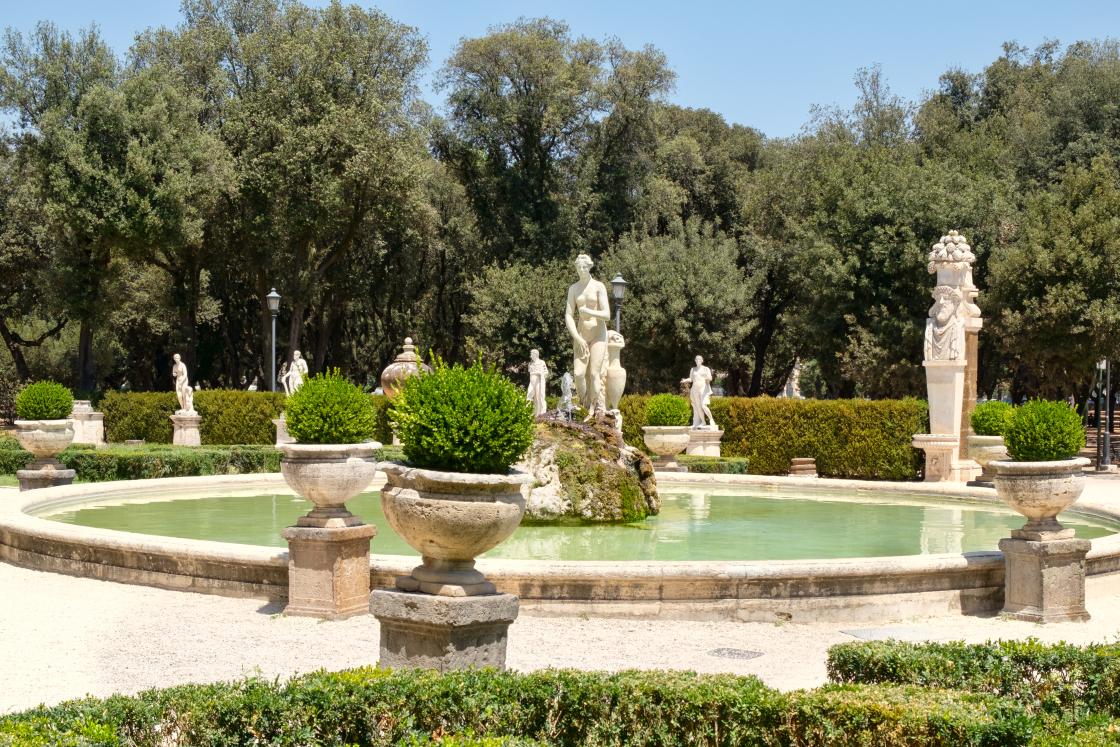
[34,484,1119,562]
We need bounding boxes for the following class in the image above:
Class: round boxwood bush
[645,393,691,427]
[285,370,376,444]
[15,381,73,420]
[392,357,534,474]
[970,400,1014,436]
[1003,399,1085,462]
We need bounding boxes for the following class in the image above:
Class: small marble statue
[683,355,715,428]
[924,286,964,361]
[526,349,549,417]
[565,254,611,419]
[172,354,195,414]
[280,351,309,395]
[558,372,575,421]
[248,376,258,391]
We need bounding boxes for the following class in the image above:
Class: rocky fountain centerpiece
[642,394,692,472]
[278,371,381,619]
[13,382,77,491]
[967,400,1013,487]
[370,357,536,672]
[989,399,1091,623]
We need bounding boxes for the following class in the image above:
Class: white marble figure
[280,351,309,395]
[172,354,195,414]
[565,254,611,419]
[683,355,715,428]
[924,286,965,361]
[558,372,575,420]
[526,350,549,417]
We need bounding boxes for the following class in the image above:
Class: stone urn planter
[967,435,1007,483]
[642,425,691,472]
[380,462,533,596]
[279,442,380,526]
[988,457,1090,541]
[14,419,75,465]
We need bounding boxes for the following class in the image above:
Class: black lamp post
[266,289,281,392]
[610,273,627,333]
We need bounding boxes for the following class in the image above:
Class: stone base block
[913,435,982,483]
[369,589,518,672]
[170,413,202,447]
[653,456,687,473]
[998,537,1091,623]
[685,428,723,457]
[790,457,817,478]
[16,468,76,491]
[281,523,377,619]
[272,417,294,446]
[70,404,105,447]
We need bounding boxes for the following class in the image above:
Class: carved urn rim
[988,457,1089,476]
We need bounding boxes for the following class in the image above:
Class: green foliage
[644,393,691,427]
[285,371,376,445]
[618,394,652,454]
[15,381,73,420]
[0,443,280,479]
[971,400,1014,436]
[678,456,750,474]
[828,638,1120,722]
[393,358,534,473]
[101,391,285,445]
[0,667,1031,747]
[619,394,927,480]
[1003,399,1086,461]
[370,394,395,444]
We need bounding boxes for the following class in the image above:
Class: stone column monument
[912,231,982,482]
[169,354,202,446]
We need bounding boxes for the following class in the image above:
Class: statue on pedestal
[684,355,715,428]
[925,286,965,361]
[526,349,549,417]
[172,354,195,414]
[565,254,611,419]
[280,351,309,395]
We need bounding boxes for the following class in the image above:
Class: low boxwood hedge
[0,441,281,481]
[678,455,751,474]
[617,395,928,480]
[828,639,1120,720]
[0,667,1031,747]
[100,390,286,444]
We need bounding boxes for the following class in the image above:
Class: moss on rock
[518,413,659,522]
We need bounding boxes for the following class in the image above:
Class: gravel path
[5,560,1120,714]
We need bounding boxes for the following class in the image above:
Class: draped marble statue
[685,355,715,428]
[280,351,309,395]
[565,254,611,419]
[172,354,195,414]
[526,350,549,417]
[925,286,965,361]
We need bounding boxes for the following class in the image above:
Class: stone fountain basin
[379,463,530,561]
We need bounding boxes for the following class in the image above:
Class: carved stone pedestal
[70,401,105,446]
[912,434,980,482]
[272,417,294,446]
[281,521,377,619]
[369,589,518,672]
[998,537,1091,623]
[685,427,723,457]
[16,459,76,491]
[170,413,202,447]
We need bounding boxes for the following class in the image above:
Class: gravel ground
[5,560,1120,714]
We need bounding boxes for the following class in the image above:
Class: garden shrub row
[0,442,281,481]
[101,390,286,444]
[828,639,1120,720]
[0,667,1031,747]
[678,455,751,474]
[617,395,929,480]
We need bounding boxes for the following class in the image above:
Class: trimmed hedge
[828,639,1120,720]
[372,393,394,444]
[678,455,751,474]
[618,395,928,480]
[0,442,281,480]
[0,667,1030,747]
[101,390,286,444]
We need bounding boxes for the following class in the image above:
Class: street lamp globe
[611,273,627,300]
[266,288,281,314]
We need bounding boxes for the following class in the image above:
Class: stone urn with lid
[380,337,433,398]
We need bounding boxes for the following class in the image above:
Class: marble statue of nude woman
[564,254,611,418]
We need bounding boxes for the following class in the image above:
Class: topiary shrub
[1004,399,1085,462]
[15,381,73,420]
[285,370,376,444]
[971,400,1014,436]
[392,357,534,474]
[645,393,690,427]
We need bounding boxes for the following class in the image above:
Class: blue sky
[4,0,1118,137]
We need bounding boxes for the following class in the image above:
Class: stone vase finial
[380,337,432,398]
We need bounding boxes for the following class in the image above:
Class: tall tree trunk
[0,318,31,382]
[77,322,95,392]
[257,269,273,391]
[287,303,305,366]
